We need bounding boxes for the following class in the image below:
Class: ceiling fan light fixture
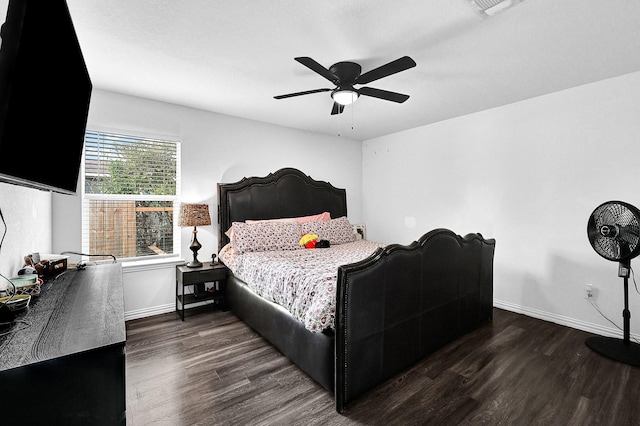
[464,0,525,18]
[332,88,359,106]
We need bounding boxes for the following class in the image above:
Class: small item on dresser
[6,275,41,297]
[23,254,35,267]
[47,256,68,276]
[32,255,68,278]
[17,266,37,276]
[34,260,50,278]
[211,253,217,265]
[0,294,31,311]
[19,254,38,276]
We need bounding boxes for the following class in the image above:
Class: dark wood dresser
[0,263,126,425]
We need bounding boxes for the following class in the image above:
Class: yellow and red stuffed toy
[299,233,319,248]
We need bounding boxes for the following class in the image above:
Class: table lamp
[179,203,211,268]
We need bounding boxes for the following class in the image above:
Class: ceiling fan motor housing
[329,62,362,86]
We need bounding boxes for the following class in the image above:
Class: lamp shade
[178,203,211,227]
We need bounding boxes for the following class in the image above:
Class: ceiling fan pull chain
[351,103,354,131]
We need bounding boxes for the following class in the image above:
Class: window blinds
[82,130,180,261]
[84,130,178,196]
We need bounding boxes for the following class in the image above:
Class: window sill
[121,256,185,273]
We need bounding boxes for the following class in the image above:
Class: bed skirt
[225,274,335,392]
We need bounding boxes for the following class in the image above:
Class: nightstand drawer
[176,264,227,285]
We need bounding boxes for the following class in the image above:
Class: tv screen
[0,0,92,195]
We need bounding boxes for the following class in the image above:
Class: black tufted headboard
[216,168,348,252]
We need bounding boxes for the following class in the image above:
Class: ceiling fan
[274,56,417,115]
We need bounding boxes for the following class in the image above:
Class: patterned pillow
[232,221,302,254]
[300,216,356,245]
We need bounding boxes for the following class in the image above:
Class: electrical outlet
[584,284,596,301]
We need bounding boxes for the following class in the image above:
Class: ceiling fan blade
[359,87,410,103]
[331,102,344,115]
[274,88,332,99]
[356,56,416,85]
[295,57,339,84]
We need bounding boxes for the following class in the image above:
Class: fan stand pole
[585,265,640,367]
[623,275,631,346]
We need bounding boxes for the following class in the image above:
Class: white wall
[52,89,363,319]
[0,183,51,290]
[15,71,640,334]
[362,71,640,338]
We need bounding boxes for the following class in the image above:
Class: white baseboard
[124,299,217,322]
[494,299,640,341]
[125,298,638,341]
[125,303,175,321]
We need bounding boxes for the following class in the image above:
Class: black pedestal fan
[586,200,640,366]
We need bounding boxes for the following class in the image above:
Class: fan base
[585,336,640,367]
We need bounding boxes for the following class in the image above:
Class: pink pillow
[225,227,235,240]
[295,212,331,224]
[245,217,298,224]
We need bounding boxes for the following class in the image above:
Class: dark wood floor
[125,307,640,425]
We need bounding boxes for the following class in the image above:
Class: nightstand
[175,262,227,321]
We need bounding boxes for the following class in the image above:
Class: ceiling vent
[464,0,525,18]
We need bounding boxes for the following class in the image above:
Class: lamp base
[585,336,640,367]
[185,260,202,268]
[187,227,203,268]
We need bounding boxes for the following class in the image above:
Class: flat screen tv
[0,0,92,195]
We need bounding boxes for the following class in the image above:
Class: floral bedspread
[219,240,385,332]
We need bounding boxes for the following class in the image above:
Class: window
[82,130,181,262]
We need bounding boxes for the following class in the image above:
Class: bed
[217,167,495,413]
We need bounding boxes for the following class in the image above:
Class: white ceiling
[11,0,640,140]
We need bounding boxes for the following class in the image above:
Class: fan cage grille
[589,201,640,262]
